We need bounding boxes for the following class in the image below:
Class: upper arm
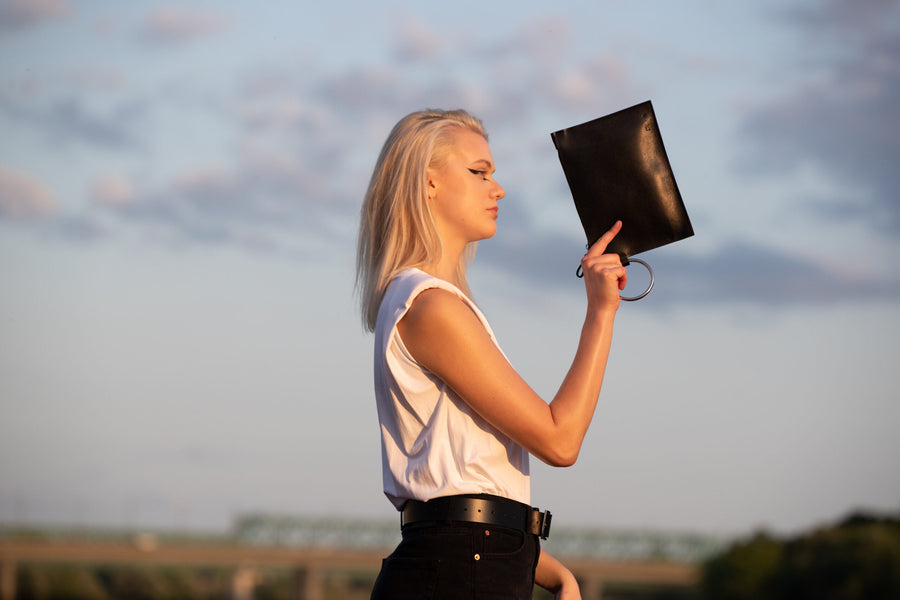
[397,288,572,466]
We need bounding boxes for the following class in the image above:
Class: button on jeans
[370,520,541,599]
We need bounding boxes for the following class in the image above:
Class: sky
[1,0,898,540]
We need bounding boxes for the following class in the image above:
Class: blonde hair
[356,108,488,331]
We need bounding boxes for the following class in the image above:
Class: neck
[420,242,466,286]
[420,258,458,285]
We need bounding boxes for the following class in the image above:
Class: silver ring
[620,258,654,301]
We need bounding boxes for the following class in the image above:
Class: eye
[468,168,489,180]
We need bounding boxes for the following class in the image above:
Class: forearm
[546,309,617,464]
[535,548,579,596]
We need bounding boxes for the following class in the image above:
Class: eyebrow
[470,158,495,172]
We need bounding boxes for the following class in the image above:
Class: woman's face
[427,128,506,249]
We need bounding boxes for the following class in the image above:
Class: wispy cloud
[137,6,230,45]
[0,164,55,219]
[91,174,135,208]
[390,15,442,63]
[740,0,900,233]
[0,95,147,151]
[478,221,900,308]
[5,7,898,307]
[0,0,69,36]
[648,240,900,306]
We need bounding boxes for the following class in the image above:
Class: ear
[425,167,438,199]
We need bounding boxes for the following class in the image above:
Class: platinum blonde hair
[356,109,487,332]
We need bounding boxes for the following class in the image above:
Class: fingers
[580,252,622,272]
[580,254,627,289]
[580,258,627,311]
[581,262,627,286]
[580,221,626,307]
[585,220,622,258]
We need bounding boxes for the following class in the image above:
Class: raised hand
[580,220,628,312]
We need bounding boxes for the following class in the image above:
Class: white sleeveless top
[373,268,530,509]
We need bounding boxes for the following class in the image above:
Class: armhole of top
[391,280,485,367]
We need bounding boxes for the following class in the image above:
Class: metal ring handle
[620,258,654,301]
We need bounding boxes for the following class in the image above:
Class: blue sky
[1,0,898,538]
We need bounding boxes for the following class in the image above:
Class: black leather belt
[401,495,552,540]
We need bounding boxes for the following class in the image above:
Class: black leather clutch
[551,101,693,298]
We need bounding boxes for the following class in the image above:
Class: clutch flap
[551,100,693,260]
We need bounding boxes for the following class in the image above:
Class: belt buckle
[540,510,552,540]
[529,508,552,540]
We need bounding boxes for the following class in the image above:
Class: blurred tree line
[697,511,900,600]
[9,510,899,599]
[13,563,373,600]
[16,564,238,600]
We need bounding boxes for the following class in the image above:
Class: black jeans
[371,520,541,599]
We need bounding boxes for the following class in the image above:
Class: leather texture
[401,494,552,539]
[552,100,694,261]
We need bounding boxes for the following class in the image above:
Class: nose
[492,179,505,201]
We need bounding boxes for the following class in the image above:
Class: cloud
[13,7,892,311]
[138,6,229,45]
[309,14,637,128]
[91,174,135,207]
[45,214,109,243]
[0,12,713,290]
[391,16,442,63]
[87,150,355,258]
[478,221,900,308]
[782,0,899,32]
[0,0,69,35]
[740,0,900,233]
[647,241,900,306]
[0,95,146,151]
[0,168,110,241]
[0,164,55,219]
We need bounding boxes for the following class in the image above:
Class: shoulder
[398,287,489,360]
[386,269,473,320]
[384,269,453,306]
[401,287,477,334]
[379,269,442,324]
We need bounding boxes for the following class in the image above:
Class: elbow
[531,421,585,467]
[553,452,580,468]
[540,445,580,468]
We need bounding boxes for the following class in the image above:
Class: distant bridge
[232,513,726,563]
[1,518,726,600]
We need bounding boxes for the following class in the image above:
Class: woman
[357,109,627,599]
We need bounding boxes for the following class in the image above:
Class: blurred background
[1,0,898,548]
